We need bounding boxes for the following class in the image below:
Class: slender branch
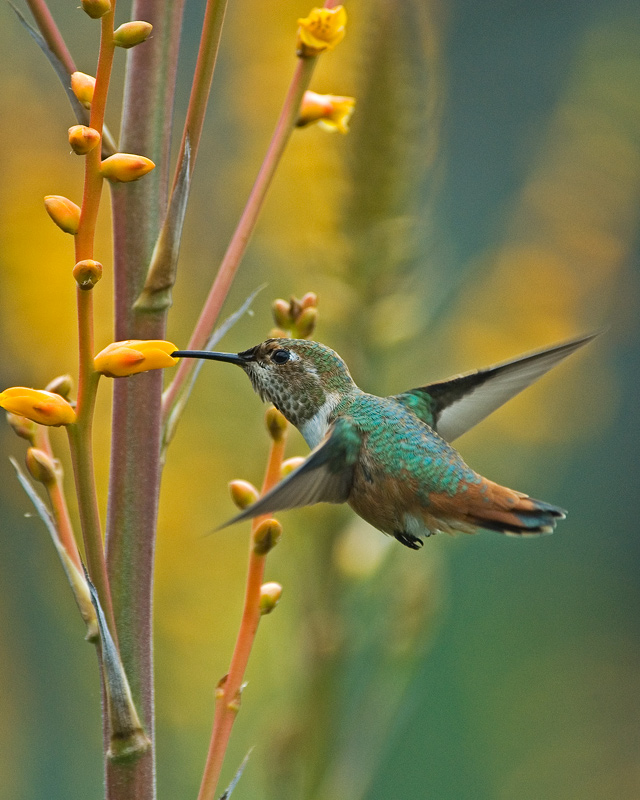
[34,427,83,573]
[25,0,75,75]
[198,430,288,800]
[64,6,117,638]
[161,56,316,423]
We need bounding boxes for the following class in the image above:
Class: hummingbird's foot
[394,530,424,550]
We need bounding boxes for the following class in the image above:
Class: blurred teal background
[0,1,638,798]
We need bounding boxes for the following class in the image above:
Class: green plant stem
[161,55,317,425]
[105,2,185,798]
[67,373,116,637]
[198,431,288,800]
[25,0,75,74]
[66,7,117,639]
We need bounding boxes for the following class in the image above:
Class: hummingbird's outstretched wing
[218,417,361,528]
[393,332,598,443]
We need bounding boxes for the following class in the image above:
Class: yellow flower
[94,340,178,377]
[44,195,81,235]
[297,91,355,133]
[297,6,347,57]
[100,153,155,183]
[113,21,153,49]
[71,72,96,108]
[0,388,76,426]
[68,125,101,155]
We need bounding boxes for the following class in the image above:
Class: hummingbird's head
[173,339,357,430]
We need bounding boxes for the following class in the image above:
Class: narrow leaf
[83,567,151,762]
[10,457,98,639]
[134,137,192,312]
[218,748,253,800]
[10,3,117,156]
[161,284,265,454]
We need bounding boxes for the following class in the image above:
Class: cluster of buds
[297,91,355,134]
[296,6,347,58]
[93,340,178,377]
[271,292,318,339]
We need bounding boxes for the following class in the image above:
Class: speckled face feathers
[239,339,357,428]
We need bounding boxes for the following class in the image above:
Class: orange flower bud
[294,306,318,339]
[73,259,103,290]
[265,406,288,441]
[71,72,96,108]
[272,298,292,328]
[280,456,305,479]
[301,291,318,310]
[297,91,355,134]
[229,479,260,510]
[5,412,37,442]
[113,21,153,48]
[45,374,73,399]
[0,387,76,426]
[100,153,155,183]
[296,6,347,58]
[93,340,178,377]
[44,195,81,235]
[68,125,101,155]
[26,447,59,486]
[259,582,283,615]
[82,0,111,18]
[253,518,283,555]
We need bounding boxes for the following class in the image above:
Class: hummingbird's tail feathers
[467,489,566,536]
[396,331,599,443]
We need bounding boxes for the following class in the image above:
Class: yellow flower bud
[5,412,37,443]
[44,195,81,235]
[280,456,305,479]
[45,374,73,399]
[113,21,153,48]
[71,72,96,108]
[294,306,318,339]
[73,259,103,290]
[301,291,318,310]
[269,327,288,339]
[93,340,178,377]
[82,0,111,18]
[0,387,76,426]
[265,406,287,441]
[259,582,283,615]
[68,125,101,155]
[100,153,155,183]
[26,447,59,486]
[296,6,347,58]
[297,91,355,134]
[253,518,282,556]
[229,479,260,510]
[272,299,292,328]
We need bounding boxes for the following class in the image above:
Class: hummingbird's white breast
[299,392,341,448]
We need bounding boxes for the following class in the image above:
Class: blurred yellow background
[0,1,638,798]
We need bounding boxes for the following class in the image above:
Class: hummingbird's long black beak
[171,350,249,366]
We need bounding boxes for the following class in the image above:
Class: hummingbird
[173,333,596,549]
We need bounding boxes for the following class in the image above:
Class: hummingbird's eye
[271,349,290,365]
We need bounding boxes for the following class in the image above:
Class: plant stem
[198,430,288,800]
[161,55,317,424]
[65,7,117,638]
[105,3,185,798]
